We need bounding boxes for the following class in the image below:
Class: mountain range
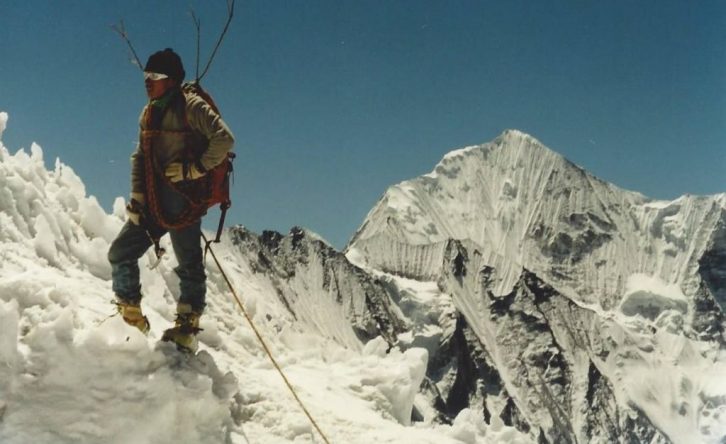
[1,111,724,443]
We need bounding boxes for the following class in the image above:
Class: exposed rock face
[346,131,724,442]
[435,242,669,443]
[697,209,726,339]
[227,225,406,349]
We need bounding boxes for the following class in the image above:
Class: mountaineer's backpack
[182,81,235,228]
[141,82,234,245]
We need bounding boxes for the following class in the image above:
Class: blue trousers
[107,182,206,313]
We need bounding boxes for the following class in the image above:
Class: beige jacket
[130,89,235,194]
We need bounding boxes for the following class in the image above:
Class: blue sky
[1,1,724,248]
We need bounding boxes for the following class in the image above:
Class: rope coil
[202,233,331,444]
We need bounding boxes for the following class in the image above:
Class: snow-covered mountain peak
[347,130,726,443]
[349,131,725,314]
[491,128,554,153]
[427,129,566,181]
[352,130,622,249]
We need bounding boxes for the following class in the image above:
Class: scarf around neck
[148,87,181,129]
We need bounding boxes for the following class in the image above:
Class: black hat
[144,48,185,82]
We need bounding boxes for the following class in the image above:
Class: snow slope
[0,111,532,443]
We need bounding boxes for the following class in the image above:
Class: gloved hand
[126,192,145,225]
[164,162,206,183]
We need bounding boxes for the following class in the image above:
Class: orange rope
[202,233,332,444]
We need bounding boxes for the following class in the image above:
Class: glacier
[1,109,725,443]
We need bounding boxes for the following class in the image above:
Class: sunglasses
[144,71,169,81]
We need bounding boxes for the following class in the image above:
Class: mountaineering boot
[115,299,150,334]
[161,303,202,353]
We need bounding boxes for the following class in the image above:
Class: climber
[107,48,235,352]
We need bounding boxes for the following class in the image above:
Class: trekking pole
[201,233,332,444]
